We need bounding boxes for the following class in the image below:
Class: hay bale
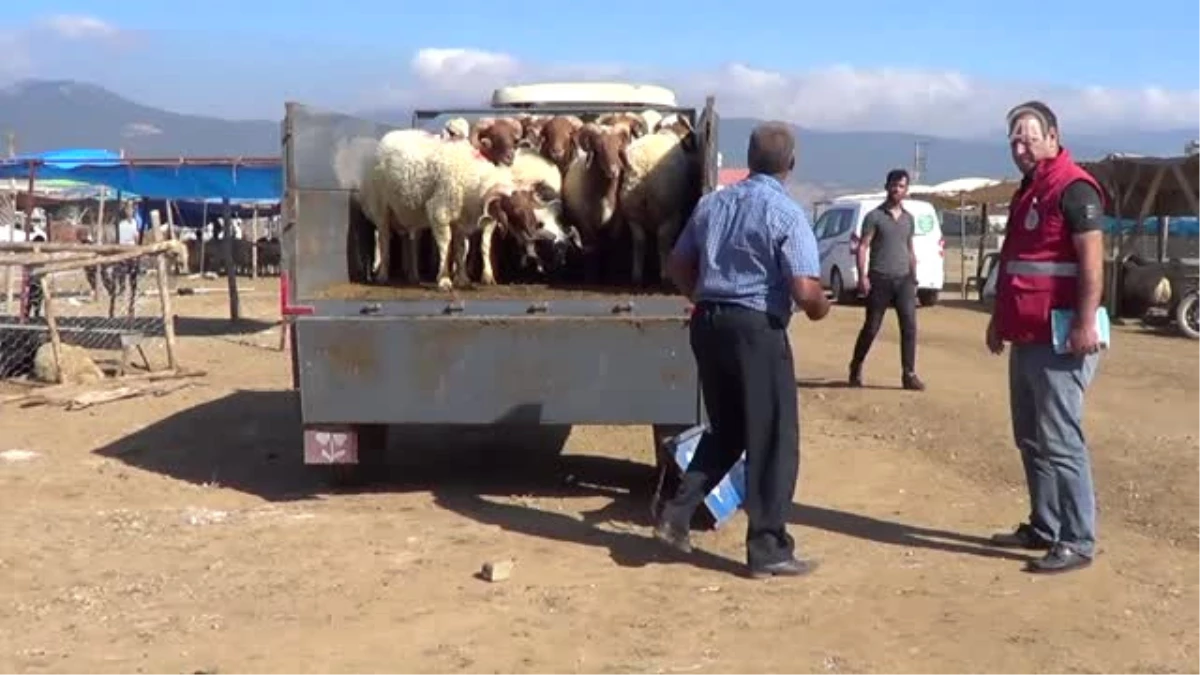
[33,343,105,385]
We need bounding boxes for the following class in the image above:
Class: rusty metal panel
[285,102,396,192]
[292,189,356,298]
[295,315,699,425]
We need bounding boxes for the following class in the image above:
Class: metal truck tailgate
[295,315,698,425]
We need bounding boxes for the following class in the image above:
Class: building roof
[718,168,749,185]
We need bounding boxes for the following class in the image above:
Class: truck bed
[313,281,681,302]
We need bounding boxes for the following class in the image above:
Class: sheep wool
[620,132,695,285]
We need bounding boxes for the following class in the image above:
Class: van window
[832,209,854,238]
[813,211,836,240]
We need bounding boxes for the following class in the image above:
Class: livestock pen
[283,84,723,505]
[0,237,184,387]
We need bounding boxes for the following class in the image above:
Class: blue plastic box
[663,425,747,528]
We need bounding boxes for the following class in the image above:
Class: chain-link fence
[0,242,181,385]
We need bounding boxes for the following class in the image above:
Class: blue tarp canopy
[0,148,282,201]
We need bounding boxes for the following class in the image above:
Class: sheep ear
[478,136,493,151]
[481,196,507,231]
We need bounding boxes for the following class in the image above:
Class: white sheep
[442,117,470,140]
[562,123,632,241]
[358,129,442,284]
[619,116,699,286]
[639,109,664,135]
[511,148,563,197]
[359,130,568,289]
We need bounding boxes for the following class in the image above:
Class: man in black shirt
[848,168,926,391]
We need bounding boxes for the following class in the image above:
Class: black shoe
[848,362,863,388]
[1025,544,1093,574]
[653,519,692,554]
[990,523,1053,550]
[902,372,926,391]
[748,557,819,579]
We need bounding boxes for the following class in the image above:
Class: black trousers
[851,272,918,374]
[661,302,800,567]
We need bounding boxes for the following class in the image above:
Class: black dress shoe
[1025,544,1092,574]
[848,363,863,388]
[653,520,692,554]
[748,557,819,579]
[990,523,1053,550]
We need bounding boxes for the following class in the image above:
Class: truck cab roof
[490,82,679,109]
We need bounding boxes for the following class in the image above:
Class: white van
[813,196,945,306]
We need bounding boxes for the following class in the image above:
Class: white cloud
[379,47,1199,138]
[40,14,120,41]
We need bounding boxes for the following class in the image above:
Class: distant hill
[0,80,279,157]
[1,79,1195,191]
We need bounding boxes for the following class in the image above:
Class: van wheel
[831,268,849,303]
[918,289,939,307]
[1175,291,1199,340]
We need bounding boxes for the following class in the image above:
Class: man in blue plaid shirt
[656,122,830,579]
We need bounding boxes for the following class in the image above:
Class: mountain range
[2,79,1196,191]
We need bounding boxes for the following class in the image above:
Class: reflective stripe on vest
[1004,260,1078,277]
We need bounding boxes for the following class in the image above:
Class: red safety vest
[994,148,1106,344]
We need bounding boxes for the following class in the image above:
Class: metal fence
[0,246,176,384]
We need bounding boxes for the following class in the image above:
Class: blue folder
[1050,307,1111,355]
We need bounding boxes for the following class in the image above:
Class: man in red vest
[986,101,1106,575]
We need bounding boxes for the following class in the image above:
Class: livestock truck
[281,83,719,491]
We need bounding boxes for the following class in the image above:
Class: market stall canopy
[0,150,282,201]
[1079,153,1199,219]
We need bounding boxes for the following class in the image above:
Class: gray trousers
[1009,343,1100,557]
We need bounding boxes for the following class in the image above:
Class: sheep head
[538,116,581,176]
[578,124,632,181]
[598,113,648,139]
[442,117,470,140]
[471,117,523,166]
[656,115,698,153]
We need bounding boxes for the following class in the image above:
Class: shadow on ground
[91,390,744,573]
[172,316,279,337]
[93,390,1025,573]
[792,503,1031,562]
[938,298,992,316]
[796,378,900,392]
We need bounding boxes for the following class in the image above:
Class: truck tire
[1175,291,1199,340]
[917,289,940,307]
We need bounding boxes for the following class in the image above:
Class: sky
[2,1,1198,138]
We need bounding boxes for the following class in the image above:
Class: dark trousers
[851,272,918,374]
[661,302,800,567]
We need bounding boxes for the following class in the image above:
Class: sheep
[468,116,524,166]
[639,109,664,135]
[359,129,568,289]
[596,112,649,139]
[358,129,443,284]
[535,115,584,178]
[562,123,633,241]
[442,117,470,140]
[619,114,701,286]
[512,147,564,197]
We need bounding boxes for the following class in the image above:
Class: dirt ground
[1,280,1197,674]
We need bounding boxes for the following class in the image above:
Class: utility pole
[912,140,928,184]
